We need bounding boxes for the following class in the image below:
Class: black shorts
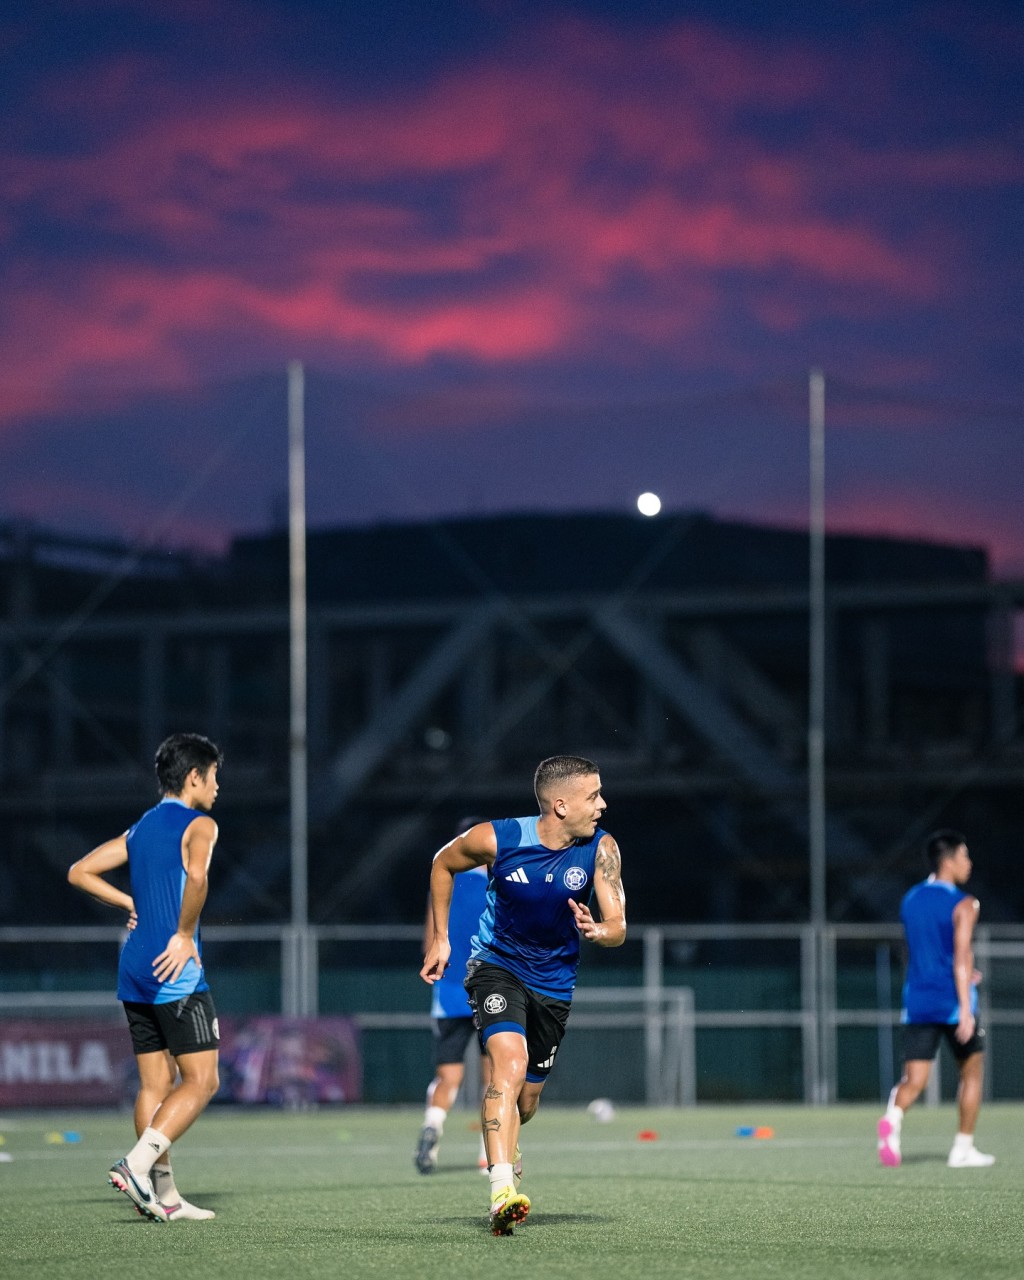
[902,1020,985,1063]
[465,960,571,1083]
[432,1016,483,1067]
[123,991,220,1058]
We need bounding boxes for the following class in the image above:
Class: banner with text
[0,1015,362,1107]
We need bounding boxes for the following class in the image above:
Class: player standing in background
[68,732,224,1221]
[878,829,994,1169]
[420,755,627,1235]
[415,817,490,1175]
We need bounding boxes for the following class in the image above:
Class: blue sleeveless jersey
[900,876,976,1024]
[432,864,489,1019]
[117,798,210,1004]
[470,816,603,1000]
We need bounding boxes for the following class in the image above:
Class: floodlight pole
[808,367,828,1101]
[287,360,313,1016]
[808,368,827,929]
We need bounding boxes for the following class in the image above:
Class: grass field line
[4,1135,873,1163]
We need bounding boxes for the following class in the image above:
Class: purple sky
[2,1,1022,569]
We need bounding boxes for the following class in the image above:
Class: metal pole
[876,942,894,1102]
[808,368,827,930]
[287,360,311,1015]
[643,927,664,1104]
[808,368,828,1103]
[800,925,819,1104]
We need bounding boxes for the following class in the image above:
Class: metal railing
[3,922,1022,1104]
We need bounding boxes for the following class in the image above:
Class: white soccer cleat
[150,1166,216,1219]
[162,1196,216,1220]
[108,1159,170,1222]
[947,1145,995,1168]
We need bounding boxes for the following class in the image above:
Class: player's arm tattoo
[596,837,624,909]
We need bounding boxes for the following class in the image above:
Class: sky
[2,0,1022,571]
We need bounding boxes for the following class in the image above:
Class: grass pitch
[1,1104,1022,1279]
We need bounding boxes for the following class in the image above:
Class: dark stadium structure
[2,511,1022,928]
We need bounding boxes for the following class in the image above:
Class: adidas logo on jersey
[505,867,530,884]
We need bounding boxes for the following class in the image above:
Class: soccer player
[414,817,490,1176]
[420,755,627,1235]
[68,732,224,1221]
[877,829,994,1169]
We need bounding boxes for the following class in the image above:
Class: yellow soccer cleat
[489,1185,530,1236]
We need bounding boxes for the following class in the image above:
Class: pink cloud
[831,497,1024,578]
[0,15,1012,426]
[826,141,1024,191]
[746,483,1024,576]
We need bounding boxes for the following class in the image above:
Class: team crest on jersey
[483,993,507,1014]
[563,866,588,892]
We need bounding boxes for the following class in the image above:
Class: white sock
[886,1103,904,1124]
[952,1132,974,1151]
[126,1126,171,1178]
[424,1105,447,1133]
[150,1161,178,1203]
[489,1163,514,1198]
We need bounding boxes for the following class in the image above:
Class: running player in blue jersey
[420,755,627,1235]
[68,733,224,1221]
[877,829,994,1169]
[415,818,490,1176]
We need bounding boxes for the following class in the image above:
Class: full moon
[636,492,662,517]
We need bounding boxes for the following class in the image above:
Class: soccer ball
[586,1097,616,1123]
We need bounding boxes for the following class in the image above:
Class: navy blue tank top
[900,876,976,1024]
[118,798,209,1004]
[470,816,602,999]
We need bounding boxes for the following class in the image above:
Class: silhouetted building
[1,511,1021,927]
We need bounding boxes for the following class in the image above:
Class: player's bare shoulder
[460,820,498,867]
[952,893,980,938]
[183,813,219,865]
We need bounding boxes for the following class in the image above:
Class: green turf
[1,1104,1021,1279]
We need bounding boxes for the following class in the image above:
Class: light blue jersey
[900,876,976,1024]
[431,863,489,1019]
[118,798,210,1005]
[470,816,603,1000]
